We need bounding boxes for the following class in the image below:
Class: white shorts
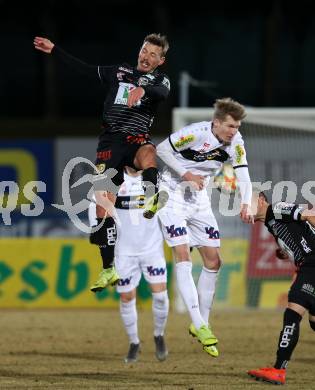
[158,187,220,248]
[115,251,167,293]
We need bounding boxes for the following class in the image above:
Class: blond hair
[213,97,246,121]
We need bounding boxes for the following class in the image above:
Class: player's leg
[90,141,125,292]
[119,289,140,363]
[248,271,309,385]
[116,255,142,363]
[142,253,169,361]
[150,283,169,361]
[158,190,216,356]
[197,246,221,325]
[134,143,168,218]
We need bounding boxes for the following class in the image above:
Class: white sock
[120,298,140,345]
[197,266,219,324]
[175,261,206,329]
[152,290,169,337]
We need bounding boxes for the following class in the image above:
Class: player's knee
[309,320,315,331]
[120,292,135,303]
[89,217,116,246]
[152,290,169,308]
[203,252,222,271]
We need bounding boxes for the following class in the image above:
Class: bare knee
[120,290,136,303]
[172,245,191,262]
[199,247,221,271]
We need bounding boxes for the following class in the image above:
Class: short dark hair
[213,97,246,121]
[259,191,268,202]
[144,33,169,57]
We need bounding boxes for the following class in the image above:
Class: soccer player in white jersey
[89,167,169,363]
[156,98,253,357]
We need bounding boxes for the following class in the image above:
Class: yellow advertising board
[191,239,249,308]
[0,239,173,308]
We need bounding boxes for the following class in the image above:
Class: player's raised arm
[34,37,54,53]
[33,36,103,82]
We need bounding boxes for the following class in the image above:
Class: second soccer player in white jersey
[156,98,253,357]
[89,167,169,363]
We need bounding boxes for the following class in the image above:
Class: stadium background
[1,2,315,388]
[1,0,315,309]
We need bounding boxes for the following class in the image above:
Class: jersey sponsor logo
[96,150,112,161]
[118,66,133,74]
[274,202,295,215]
[280,323,296,348]
[147,266,166,276]
[118,276,132,286]
[114,82,140,106]
[119,195,145,209]
[165,224,187,238]
[301,283,315,295]
[235,144,245,164]
[180,147,229,163]
[203,142,211,148]
[301,237,312,253]
[205,226,220,239]
[106,226,116,245]
[162,77,170,90]
[138,76,149,86]
[174,135,195,148]
[95,163,106,174]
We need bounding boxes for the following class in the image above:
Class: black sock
[274,308,302,369]
[142,167,158,197]
[97,217,116,269]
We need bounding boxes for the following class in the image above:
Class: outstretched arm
[301,208,315,226]
[34,37,54,53]
[33,36,100,80]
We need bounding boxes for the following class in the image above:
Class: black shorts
[94,132,154,189]
[288,265,315,315]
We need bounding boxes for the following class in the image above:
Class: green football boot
[90,267,120,292]
[143,190,169,219]
[189,323,219,357]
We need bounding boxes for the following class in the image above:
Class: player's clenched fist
[33,37,54,54]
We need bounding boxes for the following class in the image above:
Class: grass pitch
[0,309,314,389]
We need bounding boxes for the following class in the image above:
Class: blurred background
[1,0,315,310]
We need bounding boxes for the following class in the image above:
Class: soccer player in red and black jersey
[248,191,315,385]
[34,33,170,292]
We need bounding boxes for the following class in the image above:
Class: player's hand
[182,171,205,190]
[34,37,54,54]
[240,203,254,224]
[275,248,289,260]
[127,87,145,108]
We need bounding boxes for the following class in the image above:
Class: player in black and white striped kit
[34,34,170,292]
[248,191,315,385]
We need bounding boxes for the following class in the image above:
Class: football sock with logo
[175,261,206,330]
[120,298,140,345]
[96,217,117,269]
[197,267,219,324]
[152,291,169,337]
[274,308,302,369]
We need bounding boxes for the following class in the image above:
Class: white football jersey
[162,121,248,187]
[115,173,164,257]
